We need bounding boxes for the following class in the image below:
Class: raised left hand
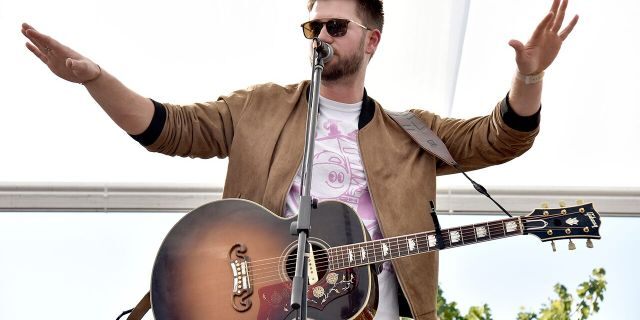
[508,0,579,75]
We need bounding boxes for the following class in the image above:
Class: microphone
[313,38,333,63]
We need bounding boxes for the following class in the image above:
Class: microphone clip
[313,38,333,63]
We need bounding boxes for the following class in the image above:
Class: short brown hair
[307,0,384,33]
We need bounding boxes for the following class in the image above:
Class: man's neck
[319,73,366,104]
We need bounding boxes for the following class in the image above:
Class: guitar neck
[327,216,524,271]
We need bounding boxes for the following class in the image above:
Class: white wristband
[516,71,544,85]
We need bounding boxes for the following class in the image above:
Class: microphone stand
[290,38,328,320]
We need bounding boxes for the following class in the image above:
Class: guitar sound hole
[284,243,329,281]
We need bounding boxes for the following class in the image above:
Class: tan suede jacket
[137,81,539,320]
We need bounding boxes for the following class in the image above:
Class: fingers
[549,0,561,17]
[559,15,579,40]
[21,23,57,55]
[25,42,48,64]
[531,11,555,41]
[551,0,569,33]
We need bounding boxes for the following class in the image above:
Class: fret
[393,237,401,257]
[486,221,492,239]
[461,226,466,244]
[327,248,335,271]
[500,220,507,237]
[469,225,478,243]
[464,225,472,243]
[388,239,397,258]
[396,237,405,257]
[390,239,398,258]
[397,237,404,257]
[399,236,409,257]
[372,241,377,263]
[371,240,379,264]
[471,225,478,242]
[398,237,408,257]
[403,236,412,256]
[417,233,428,252]
[422,232,431,252]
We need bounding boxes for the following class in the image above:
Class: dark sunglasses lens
[326,19,348,37]
[302,21,322,39]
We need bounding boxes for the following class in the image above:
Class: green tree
[436,268,606,320]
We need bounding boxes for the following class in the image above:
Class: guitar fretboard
[327,217,523,271]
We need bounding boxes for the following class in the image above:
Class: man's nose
[317,25,333,43]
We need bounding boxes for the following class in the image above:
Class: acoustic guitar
[151,199,601,319]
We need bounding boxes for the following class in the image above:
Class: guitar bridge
[231,259,251,294]
[229,243,253,312]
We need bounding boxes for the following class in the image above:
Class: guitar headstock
[523,202,601,250]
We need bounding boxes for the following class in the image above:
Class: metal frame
[0,182,637,216]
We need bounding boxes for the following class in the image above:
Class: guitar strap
[385,110,458,167]
[121,111,456,320]
[122,292,150,320]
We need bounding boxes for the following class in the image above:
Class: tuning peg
[541,202,549,209]
[576,199,584,205]
[551,241,557,252]
[586,239,594,248]
[559,200,567,208]
[568,240,576,250]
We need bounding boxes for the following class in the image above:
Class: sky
[1,0,639,319]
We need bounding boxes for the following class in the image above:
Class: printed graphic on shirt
[286,118,381,241]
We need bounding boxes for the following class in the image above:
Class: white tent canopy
[1,0,638,319]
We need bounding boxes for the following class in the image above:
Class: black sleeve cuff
[130,99,166,146]
[500,92,540,132]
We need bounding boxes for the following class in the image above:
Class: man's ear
[366,29,381,55]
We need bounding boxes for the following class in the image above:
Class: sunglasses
[301,18,370,39]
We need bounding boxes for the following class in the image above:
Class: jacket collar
[305,84,376,130]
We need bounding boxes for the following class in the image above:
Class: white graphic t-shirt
[284,96,399,319]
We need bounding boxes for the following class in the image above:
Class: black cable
[116,308,133,320]
[454,164,513,217]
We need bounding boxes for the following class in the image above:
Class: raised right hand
[22,22,102,84]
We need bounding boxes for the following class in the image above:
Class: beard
[321,34,366,82]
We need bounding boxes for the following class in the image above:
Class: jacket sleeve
[412,96,540,175]
[132,87,254,159]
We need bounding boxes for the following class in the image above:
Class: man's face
[309,0,369,81]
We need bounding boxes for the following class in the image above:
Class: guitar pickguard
[257,268,358,319]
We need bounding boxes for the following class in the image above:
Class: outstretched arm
[507,0,579,116]
[21,23,154,135]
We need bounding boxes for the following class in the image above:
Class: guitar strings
[249,221,520,285]
[245,210,581,267]
[247,210,573,266]
[249,223,516,286]
[247,213,590,285]
[248,213,584,280]
[248,212,585,284]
